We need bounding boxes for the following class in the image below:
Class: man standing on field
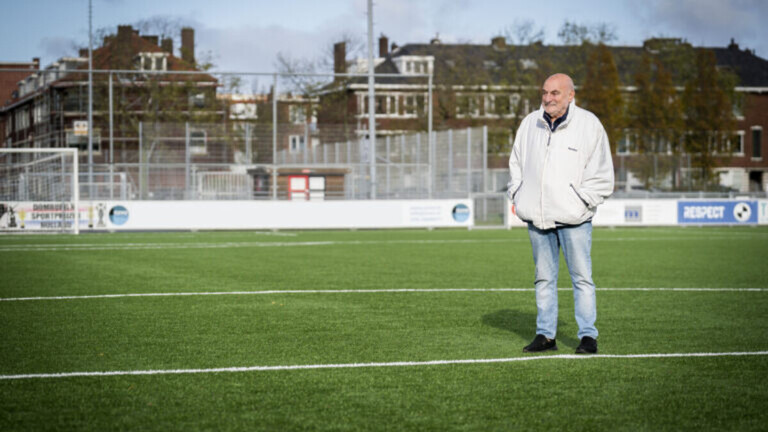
[507,73,614,354]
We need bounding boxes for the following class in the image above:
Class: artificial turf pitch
[1,227,767,431]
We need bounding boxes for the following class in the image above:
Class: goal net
[0,148,79,234]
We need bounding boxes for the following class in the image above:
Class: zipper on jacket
[540,129,552,227]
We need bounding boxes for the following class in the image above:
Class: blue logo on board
[109,205,129,225]
[452,204,470,222]
[678,201,757,224]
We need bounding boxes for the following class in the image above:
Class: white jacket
[507,101,614,229]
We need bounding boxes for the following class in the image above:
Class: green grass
[1,227,768,431]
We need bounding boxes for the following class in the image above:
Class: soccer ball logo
[733,202,751,222]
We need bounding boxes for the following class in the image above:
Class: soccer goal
[0,148,80,234]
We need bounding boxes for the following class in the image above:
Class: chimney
[161,37,173,54]
[391,42,399,52]
[181,27,195,64]
[32,58,40,69]
[379,34,389,57]
[491,36,506,50]
[117,25,133,43]
[333,42,346,75]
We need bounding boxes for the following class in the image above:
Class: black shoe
[575,336,598,354]
[523,334,558,353]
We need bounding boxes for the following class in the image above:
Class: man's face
[541,76,574,120]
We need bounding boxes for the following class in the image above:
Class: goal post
[0,148,80,234]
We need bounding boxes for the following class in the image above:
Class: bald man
[507,73,614,354]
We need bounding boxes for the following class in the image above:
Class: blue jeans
[527,221,598,340]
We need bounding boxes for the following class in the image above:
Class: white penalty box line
[2,351,767,381]
[1,287,767,302]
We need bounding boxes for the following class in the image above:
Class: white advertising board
[506,198,680,228]
[55,199,475,231]
[759,200,768,224]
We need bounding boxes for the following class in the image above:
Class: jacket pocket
[569,183,589,209]
[511,182,523,203]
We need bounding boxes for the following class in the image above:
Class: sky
[1,0,767,76]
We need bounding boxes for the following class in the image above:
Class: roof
[0,62,38,107]
[341,39,768,89]
[1,26,218,110]
[69,28,217,83]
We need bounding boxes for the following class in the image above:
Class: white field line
[2,351,767,381]
[1,287,765,302]
[0,234,763,252]
[0,239,520,252]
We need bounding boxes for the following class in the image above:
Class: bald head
[541,73,575,121]
[545,73,575,92]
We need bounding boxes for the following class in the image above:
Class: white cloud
[38,37,78,60]
[632,0,768,56]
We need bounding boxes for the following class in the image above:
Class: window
[753,127,763,159]
[617,131,639,155]
[395,56,434,76]
[189,129,207,155]
[359,94,398,117]
[407,61,427,74]
[66,128,101,153]
[488,94,516,117]
[375,96,388,114]
[403,94,424,116]
[289,105,306,124]
[726,131,744,155]
[456,94,481,118]
[230,102,257,120]
[137,52,168,71]
[14,108,30,132]
[289,135,306,154]
[732,95,744,119]
[520,59,538,70]
[189,93,206,108]
[33,101,48,124]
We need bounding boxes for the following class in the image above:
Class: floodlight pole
[272,73,278,200]
[108,72,113,200]
[87,0,94,199]
[367,0,376,199]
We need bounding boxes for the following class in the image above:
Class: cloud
[38,36,78,60]
[633,0,768,56]
[198,24,342,74]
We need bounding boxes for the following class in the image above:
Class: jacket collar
[537,100,577,131]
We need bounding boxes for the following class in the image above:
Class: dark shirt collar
[543,106,569,132]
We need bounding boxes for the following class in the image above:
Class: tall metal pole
[108,72,114,199]
[87,0,94,199]
[427,73,433,148]
[72,148,79,235]
[272,73,278,200]
[367,0,376,199]
[185,122,190,199]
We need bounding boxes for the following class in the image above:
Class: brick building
[0,25,219,159]
[319,35,768,192]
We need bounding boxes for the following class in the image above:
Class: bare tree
[558,21,617,45]
[502,19,545,45]
[275,32,365,96]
